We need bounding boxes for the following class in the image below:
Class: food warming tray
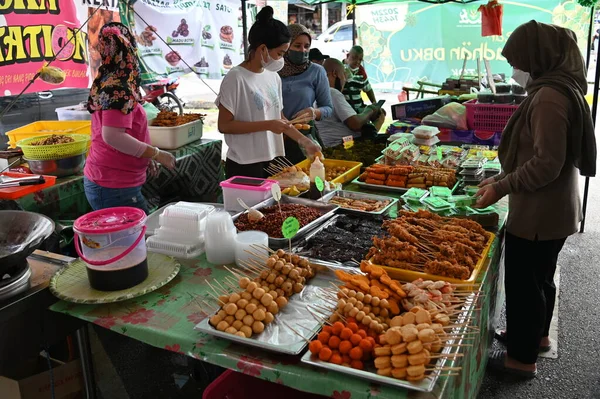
[319,190,398,216]
[232,196,338,249]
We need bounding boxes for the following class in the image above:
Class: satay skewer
[279,320,311,343]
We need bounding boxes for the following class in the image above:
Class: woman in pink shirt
[84,23,175,213]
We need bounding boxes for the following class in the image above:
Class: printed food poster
[356,0,590,91]
[0,0,89,96]
[119,0,253,82]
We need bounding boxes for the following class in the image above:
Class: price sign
[271,183,282,201]
[343,135,354,149]
[436,147,443,161]
[314,176,324,192]
[282,217,300,239]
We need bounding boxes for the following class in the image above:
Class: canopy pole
[351,1,356,45]
[586,6,594,69]
[242,0,248,59]
[580,8,598,234]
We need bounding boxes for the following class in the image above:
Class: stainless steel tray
[300,298,474,393]
[194,267,340,355]
[320,190,398,216]
[233,196,339,249]
[351,177,409,194]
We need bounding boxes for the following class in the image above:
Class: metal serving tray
[351,177,410,194]
[301,295,475,393]
[233,196,338,249]
[194,267,340,355]
[320,190,398,216]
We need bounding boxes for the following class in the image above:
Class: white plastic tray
[148,119,203,150]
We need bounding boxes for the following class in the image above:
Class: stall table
[50,191,507,399]
[11,139,223,220]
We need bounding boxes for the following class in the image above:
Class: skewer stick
[280,157,295,167]
[205,280,225,296]
[440,343,473,348]
[214,279,230,294]
[245,247,269,260]
[253,244,276,254]
[237,261,260,276]
[426,366,462,371]
[205,291,224,305]
[331,282,348,297]
[223,266,247,280]
[279,320,311,343]
[429,353,464,359]
[307,307,333,326]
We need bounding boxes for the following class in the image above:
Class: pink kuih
[74,207,148,291]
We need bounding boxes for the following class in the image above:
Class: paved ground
[86,64,600,399]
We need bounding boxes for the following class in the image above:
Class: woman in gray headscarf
[477,20,596,378]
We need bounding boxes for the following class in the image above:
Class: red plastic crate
[202,370,326,399]
[0,172,57,200]
[465,99,519,132]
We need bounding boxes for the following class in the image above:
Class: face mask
[287,50,309,65]
[334,77,343,91]
[512,68,531,88]
[261,50,284,72]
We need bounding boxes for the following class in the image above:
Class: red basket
[202,370,326,399]
[465,99,519,132]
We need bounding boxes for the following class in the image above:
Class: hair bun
[256,6,274,23]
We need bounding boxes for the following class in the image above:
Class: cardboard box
[391,96,451,120]
[0,358,83,399]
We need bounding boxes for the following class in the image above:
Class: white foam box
[148,119,203,150]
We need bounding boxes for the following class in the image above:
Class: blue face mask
[287,50,309,65]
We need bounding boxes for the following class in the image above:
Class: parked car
[0,89,90,150]
[312,20,355,62]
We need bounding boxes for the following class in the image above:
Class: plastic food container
[412,136,440,147]
[205,211,237,264]
[514,94,527,104]
[511,84,527,95]
[234,231,269,267]
[493,94,514,104]
[494,83,511,94]
[148,119,203,150]
[477,90,494,103]
[220,176,278,212]
[55,105,92,121]
[74,207,148,291]
[412,126,440,140]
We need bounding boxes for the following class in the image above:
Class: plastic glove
[298,136,323,161]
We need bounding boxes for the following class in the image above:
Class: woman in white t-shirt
[216,6,321,178]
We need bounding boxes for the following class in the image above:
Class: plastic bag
[422,102,467,130]
[39,64,66,85]
[143,102,160,121]
[478,0,503,37]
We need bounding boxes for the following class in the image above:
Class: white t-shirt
[216,66,285,164]
[316,88,359,148]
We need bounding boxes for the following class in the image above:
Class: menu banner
[120,0,254,82]
[0,0,89,96]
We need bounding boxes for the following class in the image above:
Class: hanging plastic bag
[38,63,66,85]
[478,0,503,37]
[422,102,468,130]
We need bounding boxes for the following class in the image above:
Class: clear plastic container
[220,176,277,212]
[55,105,92,121]
[412,126,440,140]
[412,136,440,147]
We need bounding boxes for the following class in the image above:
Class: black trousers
[504,232,566,364]
[225,158,270,179]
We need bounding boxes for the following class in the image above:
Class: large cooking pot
[0,211,55,275]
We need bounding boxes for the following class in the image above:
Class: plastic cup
[234,231,269,268]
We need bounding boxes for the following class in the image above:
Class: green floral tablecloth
[13,139,223,220]
[50,198,508,399]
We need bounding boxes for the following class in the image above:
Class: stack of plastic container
[411,126,440,147]
[146,202,215,258]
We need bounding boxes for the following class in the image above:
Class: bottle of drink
[309,157,325,200]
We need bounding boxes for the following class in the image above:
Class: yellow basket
[17,134,91,160]
[7,121,91,148]
[374,232,496,289]
[294,159,363,185]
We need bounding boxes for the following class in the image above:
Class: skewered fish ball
[348,297,357,306]
[209,315,222,326]
[224,316,235,325]
[235,331,246,338]
[356,292,365,301]
[267,273,277,283]
[276,249,286,257]
[356,311,365,322]
[274,260,284,271]
[235,309,247,320]
[371,297,381,307]
[275,296,288,309]
[216,321,229,331]
[237,299,249,309]
[407,364,425,377]
[240,325,253,338]
[243,315,254,326]
[218,295,229,305]
[246,282,258,293]
[275,276,285,287]
[267,302,279,314]
[264,312,275,324]
[217,310,227,319]
[253,309,266,321]
[225,327,238,334]
[253,288,265,299]
[232,320,244,330]
[252,321,265,334]
[362,306,371,315]
[239,277,251,289]
[338,298,347,308]
[392,354,408,368]
[407,340,423,355]
[349,307,359,318]
[266,258,276,268]
[355,302,363,311]
[282,281,293,293]
[418,329,436,343]
[293,283,303,294]
[364,294,372,304]
[224,303,238,315]
[348,290,357,298]
[362,315,372,326]
[289,269,300,280]
[291,254,300,264]
[380,299,389,309]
